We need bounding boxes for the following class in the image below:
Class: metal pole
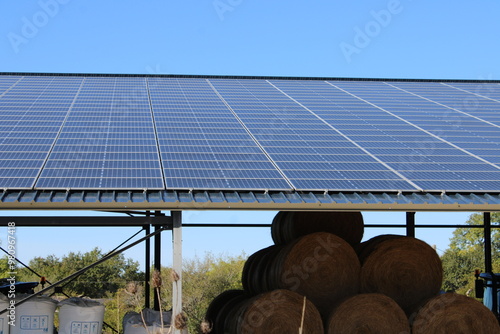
[406,212,415,238]
[172,211,184,334]
[145,212,151,309]
[485,212,493,273]
[153,211,162,311]
[484,212,498,318]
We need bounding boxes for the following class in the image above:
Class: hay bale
[241,246,275,294]
[412,293,500,333]
[204,290,248,334]
[360,236,442,315]
[227,289,324,334]
[327,293,410,334]
[271,211,364,247]
[356,234,404,264]
[278,232,360,317]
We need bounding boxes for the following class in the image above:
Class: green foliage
[180,253,246,334]
[0,255,12,277]
[441,212,500,295]
[17,247,143,298]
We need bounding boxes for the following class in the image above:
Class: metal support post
[144,219,151,309]
[406,212,415,238]
[171,211,185,333]
[153,211,162,311]
[484,212,498,318]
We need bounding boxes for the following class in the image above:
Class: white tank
[10,294,57,334]
[123,309,171,334]
[58,298,105,334]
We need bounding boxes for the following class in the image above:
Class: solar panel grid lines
[35,77,164,190]
[0,76,83,189]
[374,82,500,170]
[384,82,500,130]
[326,81,500,191]
[205,78,296,190]
[441,82,500,103]
[265,80,422,191]
[148,77,292,190]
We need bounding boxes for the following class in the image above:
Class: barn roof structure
[2,72,500,329]
[1,73,500,211]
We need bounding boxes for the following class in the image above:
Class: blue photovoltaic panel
[210,79,417,191]
[1,74,500,193]
[318,80,500,191]
[36,77,164,189]
[148,77,291,190]
[0,75,81,188]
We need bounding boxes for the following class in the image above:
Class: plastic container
[123,309,171,334]
[10,294,57,334]
[58,298,105,334]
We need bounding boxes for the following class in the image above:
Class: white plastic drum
[58,298,105,334]
[123,309,171,334]
[11,294,57,334]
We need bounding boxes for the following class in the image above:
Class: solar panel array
[1,74,499,192]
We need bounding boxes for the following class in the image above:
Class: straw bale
[231,289,324,334]
[204,289,247,334]
[271,211,364,247]
[412,292,500,334]
[327,293,410,334]
[279,232,360,317]
[360,236,442,315]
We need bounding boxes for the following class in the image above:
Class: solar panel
[148,78,292,190]
[36,77,164,189]
[0,74,499,193]
[0,76,81,188]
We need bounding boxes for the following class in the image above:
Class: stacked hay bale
[412,293,500,333]
[327,293,410,333]
[357,234,443,316]
[204,211,363,333]
[204,211,499,333]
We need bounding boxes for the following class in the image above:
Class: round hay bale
[212,291,249,334]
[242,246,275,294]
[355,234,405,264]
[278,232,360,317]
[271,211,287,245]
[271,211,364,247]
[204,289,247,333]
[360,236,442,315]
[327,293,410,334]
[227,289,324,334]
[412,293,500,334]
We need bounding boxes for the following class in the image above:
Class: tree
[17,247,143,298]
[441,212,500,295]
[181,253,246,333]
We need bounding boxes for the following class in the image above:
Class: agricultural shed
[1,72,500,331]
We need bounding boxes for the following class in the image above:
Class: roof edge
[1,72,499,83]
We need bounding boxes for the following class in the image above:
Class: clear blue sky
[0,1,498,269]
